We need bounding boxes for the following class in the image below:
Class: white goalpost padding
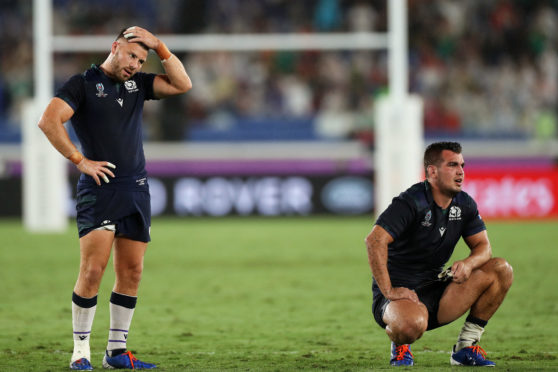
[26,0,421,231]
[375,0,423,213]
[375,96,424,212]
[24,0,68,232]
[23,100,68,231]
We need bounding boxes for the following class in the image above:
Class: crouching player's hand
[386,287,419,303]
[450,260,473,283]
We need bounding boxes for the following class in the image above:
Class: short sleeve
[138,72,158,101]
[375,197,416,240]
[462,198,486,237]
[55,74,84,111]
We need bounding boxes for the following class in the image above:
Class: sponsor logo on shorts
[136,178,147,186]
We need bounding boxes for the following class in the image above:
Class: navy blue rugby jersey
[374,180,486,289]
[56,65,157,183]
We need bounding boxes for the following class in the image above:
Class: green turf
[0,217,557,371]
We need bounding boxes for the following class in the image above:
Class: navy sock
[466,314,488,328]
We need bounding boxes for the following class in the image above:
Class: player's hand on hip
[76,158,116,186]
[386,287,419,303]
[450,260,472,283]
[123,26,160,50]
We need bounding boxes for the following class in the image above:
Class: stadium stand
[0,0,557,143]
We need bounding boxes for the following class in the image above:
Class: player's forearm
[125,27,192,94]
[38,115,79,159]
[371,254,393,296]
[366,236,393,296]
[465,243,492,270]
[160,54,192,93]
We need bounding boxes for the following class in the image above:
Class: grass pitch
[0,217,557,371]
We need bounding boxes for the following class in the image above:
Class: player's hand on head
[76,158,116,186]
[123,26,159,50]
[387,287,419,303]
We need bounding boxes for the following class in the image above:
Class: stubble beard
[438,178,461,199]
[109,53,131,82]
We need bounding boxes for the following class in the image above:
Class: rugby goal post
[24,0,68,232]
[375,0,424,213]
[25,0,421,231]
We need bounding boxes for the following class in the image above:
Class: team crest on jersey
[95,83,107,97]
[124,80,138,93]
[449,206,462,221]
[421,210,432,227]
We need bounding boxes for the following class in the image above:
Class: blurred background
[1,0,558,220]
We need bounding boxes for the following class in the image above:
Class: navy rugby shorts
[372,279,451,331]
[75,176,151,242]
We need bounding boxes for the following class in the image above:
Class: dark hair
[115,27,149,51]
[424,141,462,174]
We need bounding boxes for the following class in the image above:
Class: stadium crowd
[1,0,557,143]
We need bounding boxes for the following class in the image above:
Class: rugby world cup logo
[96,83,107,97]
[421,210,432,227]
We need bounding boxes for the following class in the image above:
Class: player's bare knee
[388,317,426,344]
[389,328,423,345]
[491,257,513,287]
[118,263,143,285]
[409,314,428,339]
[129,269,143,285]
[81,264,105,287]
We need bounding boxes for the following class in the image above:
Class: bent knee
[481,257,513,288]
[387,316,427,344]
[490,257,513,281]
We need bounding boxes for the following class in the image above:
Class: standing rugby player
[38,26,192,370]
